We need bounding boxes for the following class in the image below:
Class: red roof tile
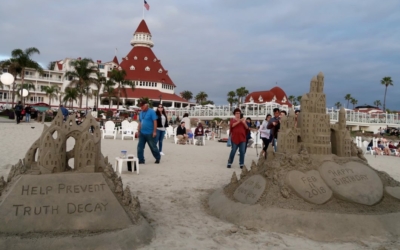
[245,86,292,106]
[56,61,63,70]
[135,20,151,34]
[102,88,187,102]
[119,46,175,86]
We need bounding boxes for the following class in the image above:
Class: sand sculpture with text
[209,72,400,242]
[0,112,153,250]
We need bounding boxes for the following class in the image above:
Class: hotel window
[134,56,137,60]
[2,68,8,73]
[58,76,62,80]
[98,64,104,69]
[130,65,135,70]
[158,69,163,73]
[145,66,150,71]
[144,57,148,60]
[153,58,156,62]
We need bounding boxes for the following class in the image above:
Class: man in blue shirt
[60,105,69,121]
[137,100,161,164]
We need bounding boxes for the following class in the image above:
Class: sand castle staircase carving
[23,110,106,174]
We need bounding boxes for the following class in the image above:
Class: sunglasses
[158,107,163,108]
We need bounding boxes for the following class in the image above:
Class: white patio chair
[102,121,118,139]
[119,120,130,134]
[121,122,136,140]
[251,131,262,148]
[166,125,174,138]
[173,127,179,144]
[363,141,375,155]
[191,128,205,146]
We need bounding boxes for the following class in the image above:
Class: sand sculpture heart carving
[233,175,266,205]
[319,161,383,205]
[285,170,332,204]
[385,186,400,200]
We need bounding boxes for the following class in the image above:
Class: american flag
[144,0,150,11]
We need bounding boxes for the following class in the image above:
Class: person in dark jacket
[155,104,168,155]
[14,101,23,124]
[176,121,188,144]
[24,105,32,122]
[194,123,205,145]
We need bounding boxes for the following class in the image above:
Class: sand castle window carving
[130,65,135,70]
[145,66,150,71]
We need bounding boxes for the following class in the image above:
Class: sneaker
[160,152,165,156]
[227,165,231,168]
[155,159,160,164]
[139,161,145,164]
[240,165,243,169]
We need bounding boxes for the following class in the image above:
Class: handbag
[21,110,26,115]
[226,135,232,147]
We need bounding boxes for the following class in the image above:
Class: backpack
[15,105,22,112]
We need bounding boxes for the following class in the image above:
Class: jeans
[25,113,30,122]
[15,111,21,124]
[137,133,161,163]
[155,130,166,152]
[261,137,272,152]
[227,141,246,167]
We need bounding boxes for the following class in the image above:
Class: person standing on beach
[24,105,32,122]
[259,114,272,158]
[227,108,248,169]
[155,104,168,156]
[14,101,23,124]
[267,108,281,152]
[137,100,161,164]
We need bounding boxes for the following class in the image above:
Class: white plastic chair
[119,120,130,134]
[363,141,375,155]
[166,126,174,138]
[173,127,179,144]
[191,128,206,146]
[121,122,136,140]
[102,121,118,139]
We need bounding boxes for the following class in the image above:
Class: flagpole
[143,2,144,20]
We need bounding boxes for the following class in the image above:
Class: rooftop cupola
[130,19,154,48]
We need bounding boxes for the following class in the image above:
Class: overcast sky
[1,0,399,109]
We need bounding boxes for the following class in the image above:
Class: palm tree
[16,82,36,107]
[109,69,134,110]
[236,87,249,106]
[180,90,193,102]
[373,100,382,108]
[381,76,393,112]
[350,98,358,109]
[288,95,298,106]
[296,96,302,105]
[227,91,237,110]
[137,97,153,108]
[0,47,43,107]
[102,80,116,109]
[43,85,59,107]
[64,58,97,109]
[195,91,208,104]
[93,71,106,109]
[344,94,352,108]
[334,102,342,109]
[63,87,78,108]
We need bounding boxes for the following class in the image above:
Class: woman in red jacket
[227,108,249,169]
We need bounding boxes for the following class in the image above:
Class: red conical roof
[112,56,119,65]
[135,20,151,34]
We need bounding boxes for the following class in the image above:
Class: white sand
[1,121,400,250]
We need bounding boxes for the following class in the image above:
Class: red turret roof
[119,46,175,86]
[135,20,151,34]
[245,86,292,106]
[112,56,119,65]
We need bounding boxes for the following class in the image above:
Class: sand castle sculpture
[209,72,400,242]
[0,111,153,249]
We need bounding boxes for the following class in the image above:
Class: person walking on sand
[14,101,23,124]
[24,105,32,123]
[227,108,249,169]
[137,100,161,164]
[155,104,168,156]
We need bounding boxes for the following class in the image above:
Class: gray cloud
[1,0,399,109]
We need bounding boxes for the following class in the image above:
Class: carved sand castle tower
[277,72,352,157]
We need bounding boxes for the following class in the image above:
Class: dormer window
[249,97,254,102]
[153,58,157,62]
[134,56,137,60]
[272,95,277,102]
[145,66,150,71]
[144,57,148,60]
[282,96,287,103]
[130,65,135,70]
[258,96,263,102]
[118,66,122,70]
[158,69,163,73]
[125,57,128,60]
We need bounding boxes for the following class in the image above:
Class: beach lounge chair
[119,120,129,134]
[121,122,136,140]
[102,121,117,139]
[166,125,174,138]
[191,127,205,146]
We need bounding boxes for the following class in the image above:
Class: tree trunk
[117,83,121,110]
[79,94,83,109]
[383,86,388,112]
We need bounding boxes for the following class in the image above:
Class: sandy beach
[1,120,400,250]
